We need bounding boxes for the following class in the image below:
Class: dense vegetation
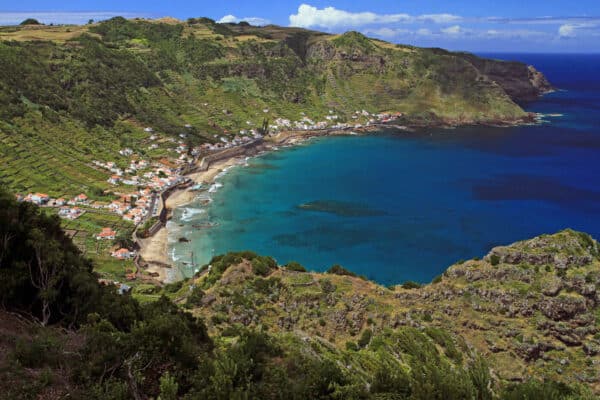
[0,188,593,399]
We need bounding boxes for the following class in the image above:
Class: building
[108,175,121,185]
[96,227,117,240]
[30,193,50,205]
[111,248,134,259]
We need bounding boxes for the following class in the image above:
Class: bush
[431,274,443,284]
[251,256,277,277]
[185,286,205,308]
[284,261,306,272]
[401,280,421,289]
[20,18,42,25]
[345,341,359,351]
[501,379,576,400]
[357,329,373,348]
[319,279,336,293]
[13,334,62,368]
[490,254,501,266]
[327,264,357,277]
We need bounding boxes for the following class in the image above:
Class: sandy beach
[138,156,249,283]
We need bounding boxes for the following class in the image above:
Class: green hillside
[0,17,550,198]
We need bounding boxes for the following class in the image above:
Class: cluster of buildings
[17,192,89,220]
[106,188,156,225]
[265,110,403,134]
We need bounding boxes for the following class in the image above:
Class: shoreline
[138,156,254,282]
[137,114,542,283]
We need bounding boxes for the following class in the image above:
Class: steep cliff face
[457,53,554,102]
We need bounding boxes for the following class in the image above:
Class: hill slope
[184,229,600,393]
[0,17,551,197]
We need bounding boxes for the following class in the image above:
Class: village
[14,109,401,287]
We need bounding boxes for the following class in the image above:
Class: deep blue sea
[169,54,600,285]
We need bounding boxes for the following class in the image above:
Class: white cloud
[217,15,238,24]
[417,14,461,24]
[289,4,461,28]
[558,22,598,37]
[0,11,147,25]
[441,25,467,36]
[289,4,410,28]
[217,14,270,26]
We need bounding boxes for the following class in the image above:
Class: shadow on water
[297,200,387,217]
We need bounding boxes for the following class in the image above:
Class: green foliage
[284,261,307,272]
[13,333,62,368]
[357,328,373,348]
[500,379,576,400]
[20,18,42,25]
[0,189,139,328]
[185,285,205,308]
[159,372,179,400]
[327,264,357,277]
[431,274,443,284]
[401,281,422,289]
[201,251,259,288]
[332,31,376,54]
[251,255,277,277]
[319,278,336,293]
[490,254,501,266]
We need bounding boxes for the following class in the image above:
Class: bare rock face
[539,296,588,321]
[457,53,554,102]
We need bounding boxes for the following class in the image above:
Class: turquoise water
[169,54,600,285]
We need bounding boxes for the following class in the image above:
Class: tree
[27,227,65,325]
[88,19,94,25]
[258,118,269,136]
[158,372,179,400]
[20,18,42,25]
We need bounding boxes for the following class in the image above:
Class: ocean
[168,53,600,285]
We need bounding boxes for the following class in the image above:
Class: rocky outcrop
[458,53,554,102]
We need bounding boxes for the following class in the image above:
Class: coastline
[137,114,543,283]
[138,157,253,283]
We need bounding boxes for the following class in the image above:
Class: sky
[1,1,600,52]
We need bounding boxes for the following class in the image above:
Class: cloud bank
[289,4,460,28]
[287,3,600,49]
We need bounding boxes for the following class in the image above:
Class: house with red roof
[96,227,117,240]
[111,248,134,259]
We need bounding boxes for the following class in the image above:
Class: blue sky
[2,1,600,52]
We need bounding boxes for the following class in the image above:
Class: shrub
[490,254,501,266]
[401,281,421,289]
[251,256,277,276]
[319,279,336,293]
[285,261,306,272]
[20,18,41,25]
[326,264,357,277]
[185,286,205,308]
[431,274,443,284]
[357,329,373,348]
[345,341,359,351]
